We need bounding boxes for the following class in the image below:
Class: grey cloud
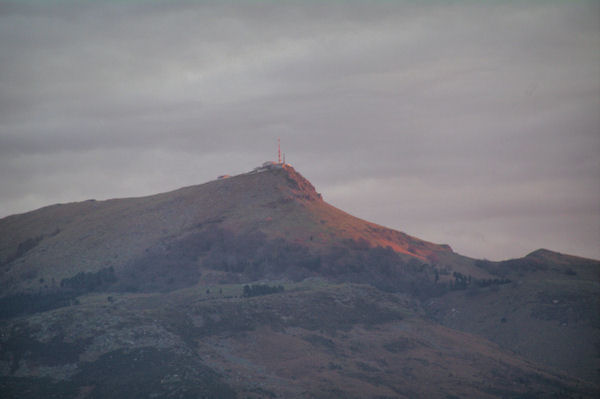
[1,1,598,260]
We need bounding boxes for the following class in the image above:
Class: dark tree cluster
[242,284,285,297]
[60,267,117,294]
[114,225,449,298]
[449,271,512,291]
[119,226,322,291]
[317,245,444,298]
[3,229,61,265]
[0,292,77,319]
[202,229,321,280]
[475,278,512,287]
[3,236,43,265]
[0,267,118,319]
[451,272,471,290]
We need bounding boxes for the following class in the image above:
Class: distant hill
[426,248,600,382]
[0,164,598,398]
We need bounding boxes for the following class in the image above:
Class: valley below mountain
[1,165,598,398]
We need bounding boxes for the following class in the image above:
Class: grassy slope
[425,250,600,382]
[1,281,596,399]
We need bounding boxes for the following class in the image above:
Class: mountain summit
[0,163,469,296]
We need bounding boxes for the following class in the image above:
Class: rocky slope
[1,282,597,399]
[0,164,598,398]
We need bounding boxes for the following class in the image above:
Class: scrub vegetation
[0,167,598,398]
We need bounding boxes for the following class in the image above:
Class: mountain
[0,164,480,296]
[1,164,598,398]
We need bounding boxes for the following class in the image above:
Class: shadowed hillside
[0,165,480,298]
[0,164,598,398]
[1,282,597,398]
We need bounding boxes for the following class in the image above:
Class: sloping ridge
[2,165,594,297]
[0,165,464,295]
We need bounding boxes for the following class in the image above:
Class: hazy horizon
[1,1,599,261]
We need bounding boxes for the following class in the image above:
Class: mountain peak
[526,248,557,258]
[0,162,467,296]
[238,162,322,202]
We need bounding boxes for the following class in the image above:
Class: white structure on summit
[219,140,290,178]
[251,139,289,173]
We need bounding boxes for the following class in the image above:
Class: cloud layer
[1,1,599,260]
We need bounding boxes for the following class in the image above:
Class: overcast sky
[1,0,599,261]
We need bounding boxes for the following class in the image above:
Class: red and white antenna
[278,138,281,164]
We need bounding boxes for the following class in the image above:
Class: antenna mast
[278,138,281,164]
